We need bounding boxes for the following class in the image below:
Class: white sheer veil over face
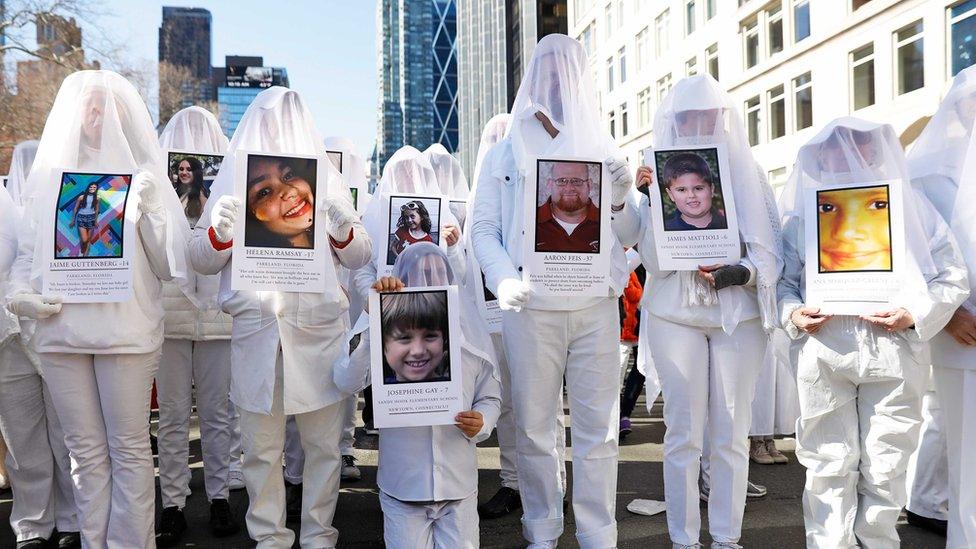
[655,74,784,331]
[506,34,618,173]
[423,143,468,199]
[324,135,370,212]
[908,64,976,296]
[159,106,229,153]
[6,139,39,208]
[197,86,352,233]
[392,242,497,367]
[781,117,938,303]
[24,70,192,294]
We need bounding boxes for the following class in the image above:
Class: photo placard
[383,193,445,275]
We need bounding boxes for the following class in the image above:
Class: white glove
[497,278,533,312]
[326,199,360,238]
[7,293,63,320]
[606,157,634,206]
[133,171,162,214]
[210,195,240,244]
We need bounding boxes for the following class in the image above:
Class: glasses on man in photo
[552,177,590,187]
[400,201,421,211]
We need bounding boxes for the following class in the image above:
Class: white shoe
[228,468,246,491]
[527,541,557,549]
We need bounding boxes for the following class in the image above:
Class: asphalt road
[0,396,947,548]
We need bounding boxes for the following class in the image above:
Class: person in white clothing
[778,118,969,548]
[335,242,501,548]
[153,106,240,544]
[5,140,39,213]
[904,64,976,547]
[470,34,641,548]
[631,74,784,549]
[189,86,371,548]
[5,70,196,548]
[0,170,80,549]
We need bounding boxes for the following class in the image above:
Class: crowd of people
[0,32,972,549]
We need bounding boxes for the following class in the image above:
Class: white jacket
[190,220,372,415]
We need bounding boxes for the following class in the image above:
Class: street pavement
[0,396,947,548]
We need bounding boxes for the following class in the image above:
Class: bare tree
[157,61,218,128]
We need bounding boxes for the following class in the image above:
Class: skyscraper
[213,56,289,137]
[158,6,213,121]
[375,0,459,173]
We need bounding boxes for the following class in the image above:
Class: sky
[94,0,378,156]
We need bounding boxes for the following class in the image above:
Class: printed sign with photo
[231,151,336,294]
[167,151,223,222]
[369,286,464,428]
[522,157,611,297]
[44,171,134,302]
[804,180,905,314]
[646,145,741,270]
[384,194,444,273]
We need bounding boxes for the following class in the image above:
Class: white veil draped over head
[423,143,468,199]
[6,139,39,209]
[324,135,370,208]
[24,70,192,296]
[653,74,784,332]
[159,106,228,153]
[506,34,619,174]
[907,65,976,301]
[780,117,938,309]
[392,242,497,368]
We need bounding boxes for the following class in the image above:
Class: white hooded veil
[423,143,468,199]
[22,70,192,297]
[324,135,370,209]
[5,140,39,210]
[780,117,939,312]
[653,74,784,332]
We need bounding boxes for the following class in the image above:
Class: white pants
[905,383,949,521]
[491,333,566,492]
[39,350,159,549]
[646,315,765,546]
[749,331,799,437]
[933,366,976,548]
[283,395,355,485]
[502,299,620,548]
[380,491,478,549]
[0,342,78,541]
[794,321,925,549]
[238,357,343,548]
[155,338,234,508]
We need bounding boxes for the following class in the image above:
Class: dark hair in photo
[173,156,208,220]
[244,155,317,249]
[396,200,433,234]
[661,152,714,189]
[81,181,100,209]
[380,291,451,382]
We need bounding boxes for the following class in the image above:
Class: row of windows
[743,72,812,146]
[741,0,810,70]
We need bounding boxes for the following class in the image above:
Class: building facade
[214,56,289,137]
[456,0,567,178]
[375,0,460,173]
[158,6,213,120]
[569,0,976,194]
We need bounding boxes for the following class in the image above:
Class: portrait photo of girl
[379,290,452,384]
[244,153,317,249]
[168,152,222,225]
[55,172,130,259]
[387,196,440,265]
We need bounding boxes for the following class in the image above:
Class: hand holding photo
[244,154,317,250]
[816,185,892,273]
[534,159,602,253]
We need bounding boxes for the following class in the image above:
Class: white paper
[645,145,742,271]
[382,193,447,276]
[473,261,502,334]
[369,286,464,428]
[44,170,134,302]
[522,156,611,297]
[626,499,667,516]
[803,180,905,315]
[231,151,334,294]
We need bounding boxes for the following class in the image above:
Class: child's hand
[373,276,405,293]
[455,410,483,438]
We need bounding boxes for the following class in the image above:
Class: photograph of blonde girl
[380,290,452,384]
[244,154,317,249]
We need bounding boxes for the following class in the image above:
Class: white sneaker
[527,542,557,549]
[228,468,246,491]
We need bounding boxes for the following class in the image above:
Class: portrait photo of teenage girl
[244,153,317,249]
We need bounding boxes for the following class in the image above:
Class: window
[743,19,760,68]
[767,3,784,55]
[768,167,788,198]
[686,0,696,35]
[852,0,873,9]
[706,44,720,80]
[706,0,717,19]
[745,96,761,145]
[768,85,786,140]
[617,0,626,28]
[638,87,652,127]
[950,0,976,75]
[793,72,813,130]
[657,73,672,102]
[850,44,875,110]
[655,9,671,57]
[609,109,617,138]
[793,0,810,42]
[636,27,650,70]
[686,56,698,76]
[621,102,629,136]
[581,23,595,57]
[605,3,613,39]
[895,21,924,95]
[619,47,627,83]
[606,57,615,92]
